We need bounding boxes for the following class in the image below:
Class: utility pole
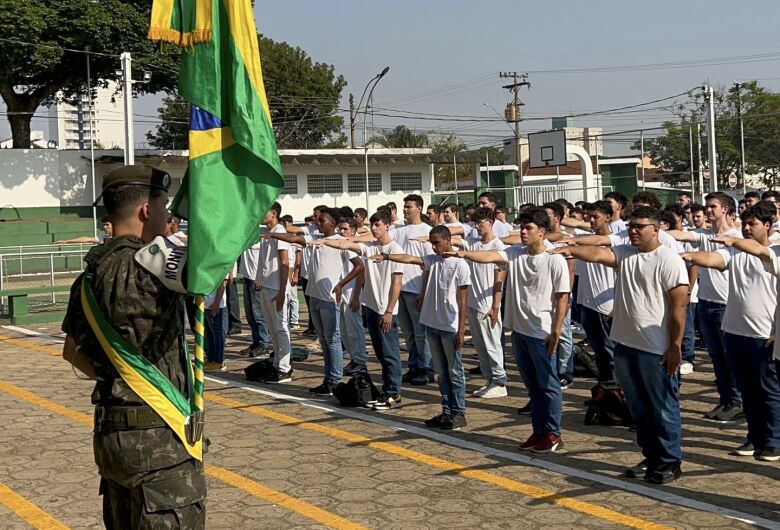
[349,93,356,149]
[640,128,645,190]
[688,121,695,202]
[733,82,747,194]
[499,72,530,192]
[703,84,718,191]
[120,52,134,165]
[696,123,704,198]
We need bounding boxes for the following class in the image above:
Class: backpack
[333,372,380,407]
[584,382,633,427]
[244,359,275,382]
[572,342,600,379]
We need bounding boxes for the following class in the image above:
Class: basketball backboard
[528,129,567,168]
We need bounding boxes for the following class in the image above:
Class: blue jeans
[580,306,615,383]
[698,300,741,406]
[310,297,343,384]
[512,332,562,435]
[300,276,314,331]
[556,308,573,381]
[614,343,682,466]
[205,307,227,364]
[340,301,367,365]
[427,327,466,415]
[365,307,402,395]
[723,333,780,449]
[397,291,432,375]
[682,303,696,364]
[242,278,269,347]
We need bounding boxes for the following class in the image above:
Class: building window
[282,174,298,195]
[307,174,343,194]
[390,172,422,191]
[348,173,382,193]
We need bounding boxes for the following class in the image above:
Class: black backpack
[244,359,275,382]
[584,382,633,427]
[333,372,380,407]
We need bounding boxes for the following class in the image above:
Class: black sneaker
[756,446,780,462]
[559,377,573,390]
[372,395,401,410]
[731,441,756,457]
[309,382,335,395]
[624,459,649,479]
[402,370,415,384]
[442,411,467,430]
[425,412,449,428]
[344,361,367,376]
[265,368,293,384]
[517,401,532,415]
[228,326,243,336]
[411,373,430,386]
[704,403,724,419]
[713,404,745,423]
[302,328,318,337]
[644,463,682,484]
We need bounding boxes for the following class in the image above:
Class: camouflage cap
[102,165,171,193]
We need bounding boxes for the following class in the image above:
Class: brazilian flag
[149,0,283,296]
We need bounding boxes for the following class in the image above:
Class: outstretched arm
[266,231,306,246]
[370,252,424,266]
[549,245,617,268]
[711,235,771,262]
[666,229,696,242]
[560,217,591,230]
[314,239,366,254]
[679,251,727,271]
[442,249,505,265]
[571,234,612,247]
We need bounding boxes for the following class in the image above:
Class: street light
[358,67,390,211]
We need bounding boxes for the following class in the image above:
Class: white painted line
[205,374,780,530]
[2,325,64,343]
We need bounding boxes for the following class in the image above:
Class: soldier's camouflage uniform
[63,236,206,529]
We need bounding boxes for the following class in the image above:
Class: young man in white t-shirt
[203,268,232,372]
[239,234,271,357]
[254,202,293,383]
[336,217,368,375]
[668,192,744,422]
[688,203,780,462]
[456,208,570,453]
[317,209,405,410]
[552,206,689,484]
[377,225,472,429]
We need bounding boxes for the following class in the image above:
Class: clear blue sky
[6,0,780,155]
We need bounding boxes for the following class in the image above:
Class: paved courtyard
[0,314,778,529]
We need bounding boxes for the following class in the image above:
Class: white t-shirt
[256,224,290,291]
[492,220,510,239]
[239,241,261,280]
[498,246,570,339]
[719,246,777,338]
[391,223,434,294]
[462,237,506,313]
[688,228,742,304]
[205,265,236,308]
[305,234,357,303]
[299,224,319,279]
[419,254,472,333]
[762,246,780,359]
[359,241,404,315]
[577,259,615,315]
[609,219,627,235]
[610,244,689,355]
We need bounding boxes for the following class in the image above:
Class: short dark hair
[386,201,398,211]
[761,190,780,201]
[604,191,628,210]
[658,210,678,230]
[678,191,692,199]
[542,201,564,221]
[738,198,748,207]
[517,202,535,214]
[495,204,507,214]
[429,224,451,240]
[554,198,574,213]
[338,206,354,219]
[354,207,368,219]
[442,202,459,213]
[518,207,551,232]
[103,184,165,219]
[280,214,294,223]
[632,191,662,210]
[319,207,341,225]
[100,215,111,224]
[589,200,613,217]
[339,217,359,231]
[369,209,392,226]
[629,205,661,224]
[268,201,282,217]
[663,203,685,219]
[478,191,497,204]
[705,192,735,213]
[314,204,328,212]
[742,200,776,225]
[426,204,441,214]
[745,191,760,200]
[689,203,705,214]
[402,194,423,209]
[470,207,495,224]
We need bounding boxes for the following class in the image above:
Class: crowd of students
[202,187,780,486]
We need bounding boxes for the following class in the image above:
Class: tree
[368,125,429,148]
[146,94,189,149]
[259,35,347,149]
[0,0,180,148]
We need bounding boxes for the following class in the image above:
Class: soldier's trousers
[100,458,206,530]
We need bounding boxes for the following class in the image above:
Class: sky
[5,0,780,156]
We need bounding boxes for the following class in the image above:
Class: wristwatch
[380,252,390,261]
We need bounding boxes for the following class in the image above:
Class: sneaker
[704,403,724,419]
[731,441,756,457]
[228,326,242,336]
[372,395,401,410]
[265,368,293,384]
[519,432,543,451]
[442,411,466,430]
[309,381,335,395]
[477,381,508,399]
[472,384,489,397]
[644,463,682,484]
[624,459,649,479]
[344,361,367,376]
[559,377,573,390]
[468,366,483,376]
[240,344,260,356]
[517,401,532,415]
[290,324,301,331]
[410,373,430,386]
[203,361,226,372]
[679,361,694,375]
[531,432,563,453]
[756,446,780,462]
[425,412,449,428]
[302,328,318,337]
[712,404,745,423]
[402,370,415,384]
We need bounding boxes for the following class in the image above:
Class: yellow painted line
[0,481,69,530]
[0,335,60,357]
[0,379,365,530]
[207,393,671,530]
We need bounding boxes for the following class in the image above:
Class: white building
[48,81,125,150]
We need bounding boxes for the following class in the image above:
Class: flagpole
[192,296,205,413]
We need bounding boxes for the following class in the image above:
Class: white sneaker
[472,384,488,397]
[680,362,694,375]
[477,382,508,399]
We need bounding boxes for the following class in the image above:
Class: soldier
[62,165,206,529]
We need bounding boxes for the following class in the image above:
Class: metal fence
[517,184,612,206]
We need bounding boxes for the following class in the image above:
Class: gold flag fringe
[148,28,212,46]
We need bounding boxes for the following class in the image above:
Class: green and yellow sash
[80,280,203,461]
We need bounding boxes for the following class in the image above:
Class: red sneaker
[531,432,563,453]
[519,432,543,451]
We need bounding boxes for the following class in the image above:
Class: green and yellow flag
[150,0,283,297]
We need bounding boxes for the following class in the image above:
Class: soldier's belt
[94,405,168,431]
